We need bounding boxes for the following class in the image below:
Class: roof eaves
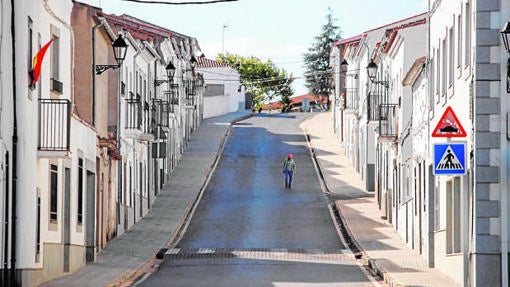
[363,12,427,34]
[333,34,363,46]
[402,56,427,86]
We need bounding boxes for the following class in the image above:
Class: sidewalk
[303,112,461,287]
[41,111,252,287]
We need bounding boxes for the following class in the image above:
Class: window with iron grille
[379,104,398,138]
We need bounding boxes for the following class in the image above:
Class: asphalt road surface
[140,113,380,287]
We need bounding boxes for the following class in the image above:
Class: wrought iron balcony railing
[184,79,195,106]
[38,99,71,152]
[142,100,155,135]
[343,88,359,111]
[164,84,179,113]
[378,104,398,141]
[125,94,142,130]
[184,79,195,96]
[152,99,170,128]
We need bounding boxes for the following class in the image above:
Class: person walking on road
[283,154,296,188]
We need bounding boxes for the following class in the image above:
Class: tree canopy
[216,53,294,110]
[303,7,341,108]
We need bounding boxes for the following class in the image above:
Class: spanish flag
[30,38,53,86]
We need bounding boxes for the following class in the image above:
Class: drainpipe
[9,0,18,285]
[3,151,9,285]
[151,58,158,210]
[0,1,8,283]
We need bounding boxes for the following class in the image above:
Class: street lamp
[95,34,128,75]
[340,59,349,73]
[501,21,510,52]
[92,23,129,125]
[500,21,510,92]
[366,59,389,88]
[155,61,176,86]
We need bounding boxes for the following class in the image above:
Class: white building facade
[196,57,244,119]
[332,0,510,285]
[0,0,99,285]
[0,1,206,286]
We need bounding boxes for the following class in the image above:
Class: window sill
[446,252,462,257]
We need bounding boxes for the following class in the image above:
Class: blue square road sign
[433,143,466,175]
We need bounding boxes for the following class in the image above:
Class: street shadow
[327,192,372,201]
[232,122,253,126]
[310,147,340,157]
[371,258,421,273]
[334,201,398,252]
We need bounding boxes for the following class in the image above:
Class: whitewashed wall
[198,66,244,119]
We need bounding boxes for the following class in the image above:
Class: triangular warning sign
[432,106,467,137]
[436,145,464,171]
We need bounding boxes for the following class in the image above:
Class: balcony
[138,101,155,142]
[164,84,179,113]
[38,99,70,155]
[378,104,398,142]
[343,88,358,111]
[153,99,170,128]
[184,79,195,107]
[125,94,142,130]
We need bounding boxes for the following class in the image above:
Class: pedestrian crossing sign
[433,143,466,175]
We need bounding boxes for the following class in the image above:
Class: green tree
[216,53,294,110]
[303,7,341,109]
[276,77,294,112]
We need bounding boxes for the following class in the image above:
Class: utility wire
[120,0,238,4]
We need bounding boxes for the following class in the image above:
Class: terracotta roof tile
[99,12,174,41]
[196,57,232,68]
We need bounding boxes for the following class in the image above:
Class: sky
[80,0,427,96]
